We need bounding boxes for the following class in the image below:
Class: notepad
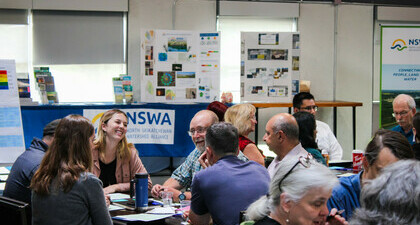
[108,193,130,201]
[113,213,172,222]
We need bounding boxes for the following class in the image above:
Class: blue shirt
[191,155,270,225]
[327,172,362,220]
[4,138,48,204]
[391,125,414,145]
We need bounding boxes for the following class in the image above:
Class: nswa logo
[127,111,172,125]
[390,39,407,51]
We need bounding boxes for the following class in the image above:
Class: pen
[326,209,345,221]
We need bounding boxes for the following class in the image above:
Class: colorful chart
[0,70,8,90]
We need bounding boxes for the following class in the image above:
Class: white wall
[336,4,373,159]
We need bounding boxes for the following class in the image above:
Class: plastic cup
[160,191,173,207]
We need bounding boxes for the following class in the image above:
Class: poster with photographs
[140,29,220,103]
[241,32,300,102]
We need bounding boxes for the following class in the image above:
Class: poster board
[240,32,300,103]
[380,26,420,128]
[0,60,25,163]
[140,29,220,103]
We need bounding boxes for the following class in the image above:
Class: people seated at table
[327,129,415,220]
[207,101,229,122]
[293,92,343,161]
[225,103,265,166]
[245,156,347,225]
[189,122,270,225]
[413,112,420,160]
[31,115,112,225]
[92,109,152,194]
[350,160,420,225]
[4,119,61,205]
[264,113,308,179]
[151,110,248,202]
[391,94,416,145]
[293,111,327,165]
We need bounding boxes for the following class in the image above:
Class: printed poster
[241,32,300,102]
[380,26,420,128]
[83,108,175,145]
[140,29,220,103]
[0,60,25,163]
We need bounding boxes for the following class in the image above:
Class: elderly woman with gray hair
[246,156,347,225]
[350,160,420,225]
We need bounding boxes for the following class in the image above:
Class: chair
[0,196,31,225]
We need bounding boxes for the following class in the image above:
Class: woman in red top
[225,104,265,166]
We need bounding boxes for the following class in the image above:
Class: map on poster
[380,26,420,129]
[140,30,220,103]
[0,60,25,163]
[241,32,300,103]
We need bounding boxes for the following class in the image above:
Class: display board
[380,26,420,128]
[0,60,25,163]
[240,32,300,102]
[140,29,220,103]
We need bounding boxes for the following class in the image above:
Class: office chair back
[0,196,31,225]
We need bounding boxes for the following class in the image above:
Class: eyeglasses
[187,126,208,137]
[300,105,318,112]
[278,154,313,192]
[392,110,409,117]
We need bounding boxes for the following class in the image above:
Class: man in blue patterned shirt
[151,110,220,202]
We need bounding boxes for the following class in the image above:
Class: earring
[286,219,289,223]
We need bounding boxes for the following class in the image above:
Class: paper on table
[108,193,130,201]
[113,213,172,222]
[108,204,124,211]
[146,207,176,214]
[0,167,10,174]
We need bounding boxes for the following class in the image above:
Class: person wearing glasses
[189,122,270,225]
[245,156,348,225]
[327,129,414,220]
[293,92,343,161]
[391,94,416,145]
[225,103,265,166]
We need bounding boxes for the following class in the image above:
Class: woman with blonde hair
[31,115,112,225]
[225,103,265,166]
[92,109,152,194]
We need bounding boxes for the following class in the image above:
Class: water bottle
[130,173,148,211]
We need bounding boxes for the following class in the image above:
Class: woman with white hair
[246,156,347,225]
[350,160,420,225]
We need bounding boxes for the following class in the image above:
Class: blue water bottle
[130,173,148,211]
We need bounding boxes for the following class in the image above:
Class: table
[251,101,363,149]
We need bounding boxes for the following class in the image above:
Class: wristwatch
[178,191,186,201]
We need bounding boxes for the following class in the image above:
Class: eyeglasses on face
[187,126,208,137]
[300,105,318,112]
[392,110,409,117]
[278,154,313,192]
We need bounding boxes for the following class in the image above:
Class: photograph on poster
[186,88,197,99]
[166,89,175,100]
[247,68,266,79]
[145,46,153,60]
[272,68,288,79]
[168,37,188,52]
[172,64,182,71]
[145,61,154,76]
[292,80,299,95]
[293,34,300,49]
[268,85,288,97]
[292,56,299,71]
[158,72,176,87]
[270,49,288,60]
[259,33,279,45]
[159,53,168,61]
[251,86,263,94]
[156,88,165,96]
[241,82,244,97]
[176,72,196,86]
[248,49,269,60]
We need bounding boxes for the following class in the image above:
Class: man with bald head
[392,94,416,145]
[264,113,308,178]
[151,110,218,201]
